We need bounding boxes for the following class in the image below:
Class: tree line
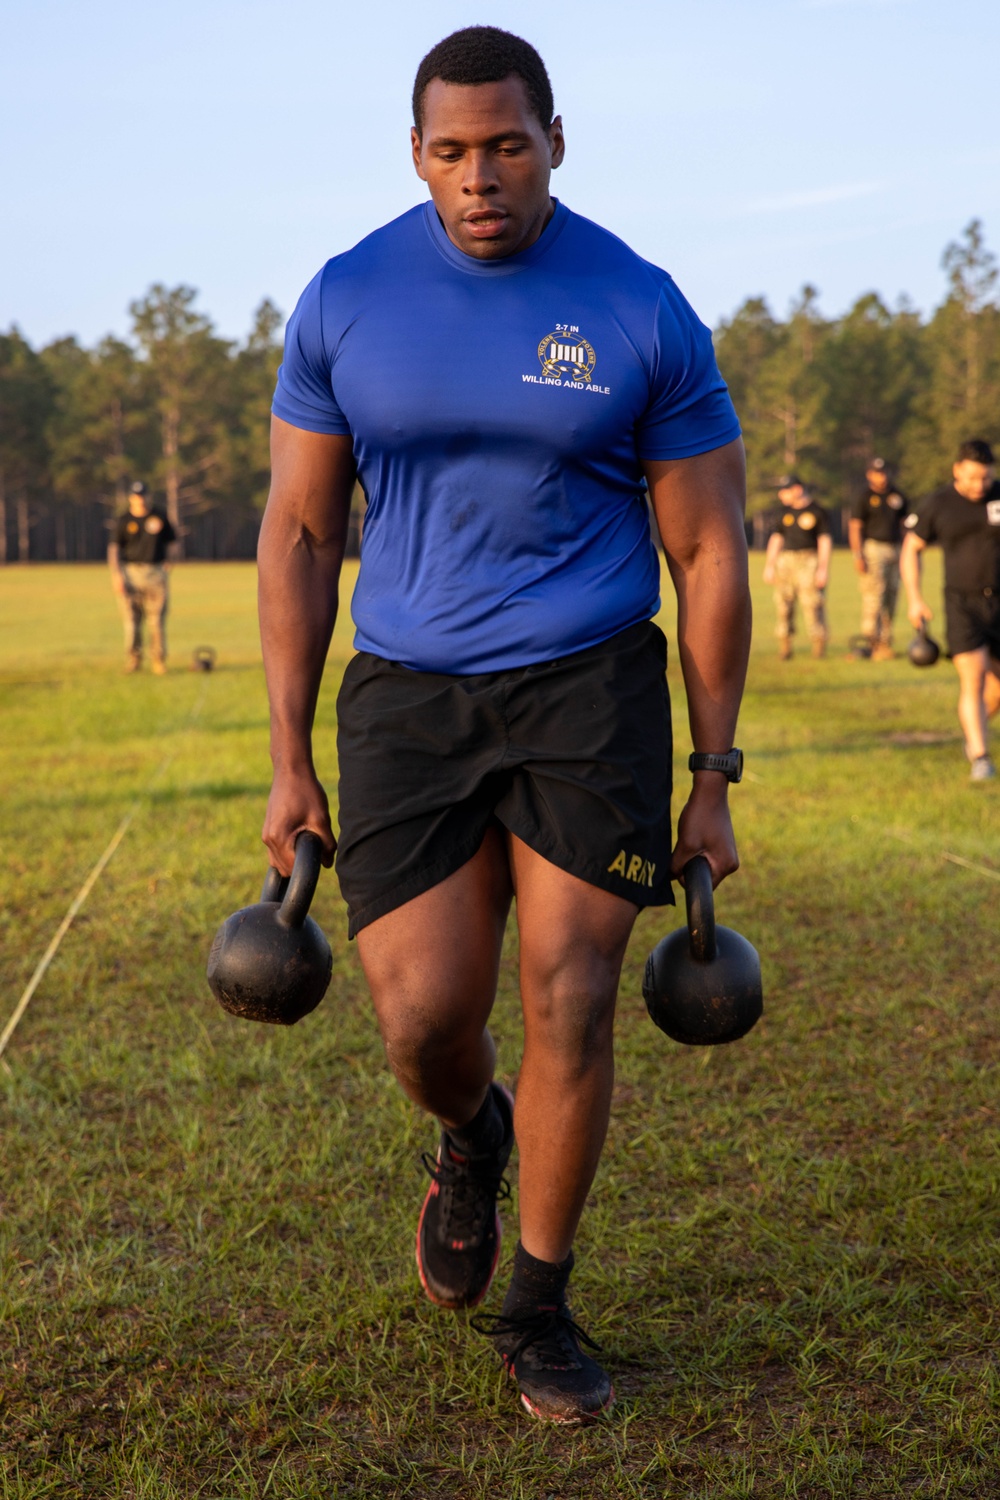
[0,286,281,562]
[717,219,999,515]
[0,220,997,561]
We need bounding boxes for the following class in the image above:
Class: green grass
[1,554,998,1498]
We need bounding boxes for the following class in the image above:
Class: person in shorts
[847,457,910,659]
[107,482,177,674]
[762,476,831,660]
[901,439,1000,781]
[257,26,751,1424]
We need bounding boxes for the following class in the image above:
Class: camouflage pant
[858,540,900,646]
[120,564,169,664]
[774,551,826,642]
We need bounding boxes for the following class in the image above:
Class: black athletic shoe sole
[519,1379,616,1425]
[494,1349,615,1424]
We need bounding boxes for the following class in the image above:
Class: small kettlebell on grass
[207,831,332,1025]
[907,622,940,668]
[191,646,217,672]
[643,855,762,1046]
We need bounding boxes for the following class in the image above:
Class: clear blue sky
[3,0,998,349]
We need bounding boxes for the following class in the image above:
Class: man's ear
[411,127,427,182]
[549,114,565,170]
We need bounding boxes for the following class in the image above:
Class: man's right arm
[900,531,931,629]
[848,518,866,573]
[761,530,783,584]
[107,539,126,594]
[258,416,357,875]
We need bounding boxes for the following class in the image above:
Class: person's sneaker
[970,756,996,782]
[415,1083,514,1310]
[778,640,792,661]
[871,643,895,662]
[811,639,827,660]
[474,1299,614,1424]
[151,660,167,676]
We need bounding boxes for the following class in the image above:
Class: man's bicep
[265,417,357,546]
[643,438,747,565]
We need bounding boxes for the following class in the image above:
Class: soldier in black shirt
[762,475,832,659]
[901,439,1000,781]
[107,482,177,673]
[848,457,909,660]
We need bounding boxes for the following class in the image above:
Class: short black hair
[956,438,995,466]
[412,26,554,135]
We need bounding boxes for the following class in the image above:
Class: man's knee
[523,956,619,1071]
[379,1009,473,1086]
[362,944,495,1085]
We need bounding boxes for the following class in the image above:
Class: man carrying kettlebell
[257,26,751,1423]
[107,481,177,674]
[762,476,831,660]
[848,457,909,660]
[901,438,1000,781]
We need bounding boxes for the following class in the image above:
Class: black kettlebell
[907,622,940,668]
[207,831,332,1024]
[192,646,217,672]
[643,855,762,1046]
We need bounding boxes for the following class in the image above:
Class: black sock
[445,1084,506,1159]
[502,1241,574,1314]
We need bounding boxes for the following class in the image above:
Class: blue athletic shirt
[273,200,740,673]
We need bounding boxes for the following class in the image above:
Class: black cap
[777,473,802,490]
[867,457,888,472]
[130,480,148,495]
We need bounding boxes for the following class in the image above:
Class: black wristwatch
[688,748,744,783]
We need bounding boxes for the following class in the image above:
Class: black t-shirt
[115,508,176,564]
[769,501,830,552]
[912,483,1000,594]
[851,485,910,544]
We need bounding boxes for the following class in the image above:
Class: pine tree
[816,293,924,502]
[903,220,1000,489]
[129,285,234,549]
[0,329,53,561]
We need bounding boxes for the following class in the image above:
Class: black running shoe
[473,1301,615,1424]
[415,1084,514,1310]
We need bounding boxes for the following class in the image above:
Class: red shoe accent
[414,1180,502,1310]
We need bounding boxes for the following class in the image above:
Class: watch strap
[688,749,743,783]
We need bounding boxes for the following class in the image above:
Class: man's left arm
[644,437,751,887]
[816,530,833,587]
[163,517,179,568]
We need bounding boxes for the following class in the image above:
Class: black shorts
[334,620,674,937]
[944,589,1000,659]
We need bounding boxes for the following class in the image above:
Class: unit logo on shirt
[797,512,817,530]
[537,328,596,383]
[521,324,610,395]
[987,500,1000,526]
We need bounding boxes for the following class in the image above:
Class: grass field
[1,554,999,1499]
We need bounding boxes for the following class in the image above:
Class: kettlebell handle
[684,855,717,963]
[260,865,288,904]
[259,832,324,929]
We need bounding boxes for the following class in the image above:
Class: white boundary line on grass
[743,774,1000,883]
[888,830,1000,884]
[0,680,209,1064]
